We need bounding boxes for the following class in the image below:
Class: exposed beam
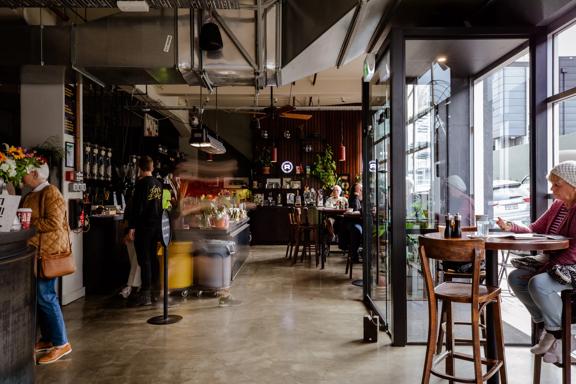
[336,0,366,68]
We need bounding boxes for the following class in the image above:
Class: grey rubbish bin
[193,240,235,290]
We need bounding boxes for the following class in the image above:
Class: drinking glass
[476,217,490,237]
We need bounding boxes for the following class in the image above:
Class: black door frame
[362,26,547,347]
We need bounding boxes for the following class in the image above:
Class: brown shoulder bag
[37,187,75,279]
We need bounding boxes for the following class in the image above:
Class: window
[551,22,576,166]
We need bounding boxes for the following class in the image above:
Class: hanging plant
[311,146,337,191]
[31,136,64,168]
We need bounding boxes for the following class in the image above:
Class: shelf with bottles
[83,143,114,183]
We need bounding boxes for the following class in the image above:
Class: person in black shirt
[347,183,363,263]
[128,156,163,306]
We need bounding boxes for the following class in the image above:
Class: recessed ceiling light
[436,56,447,63]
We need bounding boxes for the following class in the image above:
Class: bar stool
[533,288,576,384]
[419,236,507,384]
[435,226,488,353]
[285,208,298,260]
[292,208,319,265]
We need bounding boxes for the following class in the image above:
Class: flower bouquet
[0,144,45,231]
[0,144,46,191]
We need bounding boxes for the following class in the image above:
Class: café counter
[83,214,128,294]
[0,229,36,384]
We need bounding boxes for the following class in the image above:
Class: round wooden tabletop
[423,231,570,252]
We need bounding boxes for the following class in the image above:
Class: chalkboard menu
[64,84,76,136]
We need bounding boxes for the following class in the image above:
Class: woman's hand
[496,217,512,231]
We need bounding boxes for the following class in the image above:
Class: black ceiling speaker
[200,22,223,51]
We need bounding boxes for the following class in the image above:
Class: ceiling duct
[0,0,240,8]
[176,4,280,89]
[0,0,394,90]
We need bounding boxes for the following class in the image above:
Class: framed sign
[223,177,249,189]
[282,178,292,189]
[290,180,301,189]
[0,195,21,232]
[65,141,75,168]
[144,113,159,137]
[161,210,171,246]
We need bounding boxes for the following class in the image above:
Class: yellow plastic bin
[157,241,193,292]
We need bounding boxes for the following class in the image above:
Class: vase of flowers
[0,144,45,231]
[0,144,46,193]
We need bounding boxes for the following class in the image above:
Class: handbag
[37,187,75,279]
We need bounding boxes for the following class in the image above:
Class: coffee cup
[16,208,32,230]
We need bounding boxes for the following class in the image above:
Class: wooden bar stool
[435,226,488,354]
[285,208,298,260]
[419,236,507,384]
[292,208,318,265]
[533,288,576,384]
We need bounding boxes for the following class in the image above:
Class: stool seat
[419,236,507,384]
[533,288,576,384]
[436,282,501,304]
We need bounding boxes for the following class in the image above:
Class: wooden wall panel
[254,110,362,191]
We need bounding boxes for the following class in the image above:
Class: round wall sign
[281,161,294,174]
[368,160,377,173]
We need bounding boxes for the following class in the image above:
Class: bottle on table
[444,214,452,238]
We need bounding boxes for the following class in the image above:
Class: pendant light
[338,120,346,162]
[270,89,278,163]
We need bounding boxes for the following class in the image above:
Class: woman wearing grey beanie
[496,160,576,357]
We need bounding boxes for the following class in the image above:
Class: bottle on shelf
[84,143,92,180]
[295,190,301,207]
[91,145,99,181]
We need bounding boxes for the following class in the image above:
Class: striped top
[510,200,576,267]
[548,205,568,234]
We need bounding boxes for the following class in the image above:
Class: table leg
[486,249,499,384]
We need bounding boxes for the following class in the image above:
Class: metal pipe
[139,105,363,111]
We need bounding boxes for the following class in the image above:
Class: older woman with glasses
[496,161,576,356]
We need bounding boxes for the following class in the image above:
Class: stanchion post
[148,210,183,325]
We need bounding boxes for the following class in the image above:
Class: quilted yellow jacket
[22,185,70,256]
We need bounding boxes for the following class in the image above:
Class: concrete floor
[36,245,574,383]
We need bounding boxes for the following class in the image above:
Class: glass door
[366,51,392,332]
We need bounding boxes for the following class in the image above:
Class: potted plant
[259,147,272,175]
[311,146,337,192]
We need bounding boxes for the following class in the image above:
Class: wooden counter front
[0,229,36,384]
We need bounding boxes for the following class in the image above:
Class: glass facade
[365,33,543,345]
[366,51,392,332]
[552,22,576,164]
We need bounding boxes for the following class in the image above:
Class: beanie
[549,161,576,188]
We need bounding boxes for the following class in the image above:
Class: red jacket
[511,200,576,267]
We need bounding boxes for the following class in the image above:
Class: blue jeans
[37,277,68,346]
[349,223,363,262]
[507,268,570,331]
